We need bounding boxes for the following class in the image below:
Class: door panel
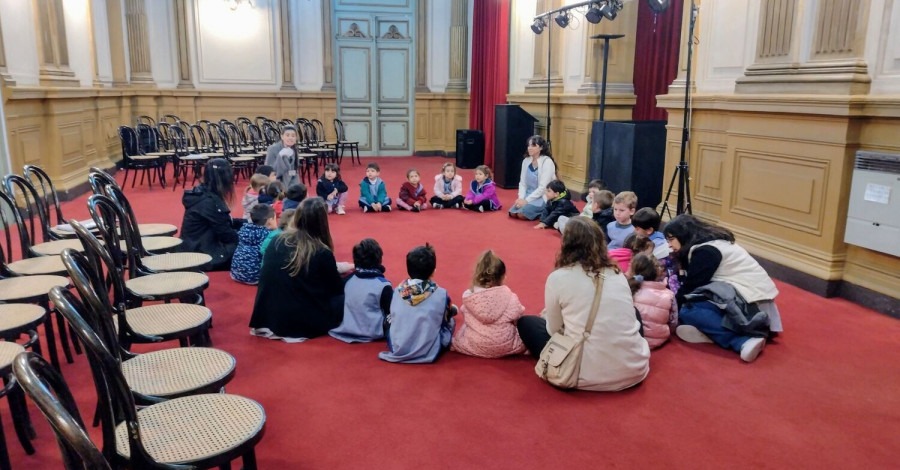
[334,9,414,155]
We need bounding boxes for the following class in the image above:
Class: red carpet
[6,157,900,469]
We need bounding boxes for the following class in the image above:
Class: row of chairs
[0,167,266,468]
[120,115,361,190]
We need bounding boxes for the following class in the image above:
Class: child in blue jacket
[358,162,392,212]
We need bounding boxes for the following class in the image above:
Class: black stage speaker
[455,129,485,169]
[494,104,537,188]
[588,120,667,208]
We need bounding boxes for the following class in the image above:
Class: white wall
[62,0,94,86]
[509,0,537,94]
[427,0,451,92]
[146,0,178,87]
[0,0,40,85]
[868,0,900,94]
[91,0,114,85]
[695,0,759,93]
[295,0,324,90]
[189,0,279,89]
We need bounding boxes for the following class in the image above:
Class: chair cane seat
[298,153,317,158]
[130,154,165,161]
[115,394,265,463]
[138,223,178,237]
[185,154,215,160]
[49,226,79,239]
[31,239,85,256]
[0,275,69,301]
[141,252,212,272]
[121,347,234,398]
[141,152,175,157]
[131,236,183,253]
[124,303,212,337]
[230,156,255,163]
[6,255,67,276]
[0,342,26,370]
[125,272,208,298]
[0,304,46,333]
[338,140,359,145]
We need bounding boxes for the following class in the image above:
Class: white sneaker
[336,206,346,215]
[478,205,485,213]
[362,206,369,213]
[739,337,766,363]
[435,204,443,209]
[676,325,714,344]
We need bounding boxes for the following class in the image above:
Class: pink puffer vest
[632,280,676,349]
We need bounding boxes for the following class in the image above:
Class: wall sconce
[225,0,253,11]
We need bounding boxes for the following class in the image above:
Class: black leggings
[430,195,464,208]
[516,316,551,357]
[464,200,493,212]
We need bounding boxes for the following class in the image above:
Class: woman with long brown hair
[516,217,650,391]
[249,197,345,342]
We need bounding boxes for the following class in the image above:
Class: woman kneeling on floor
[517,217,650,391]
[664,214,782,363]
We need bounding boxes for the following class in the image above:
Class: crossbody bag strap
[582,269,607,337]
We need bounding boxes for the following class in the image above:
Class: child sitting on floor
[607,191,637,249]
[259,208,295,264]
[463,165,501,212]
[359,162,392,212]
[231,204,277,285]
[609,232,654,273]
[283,183,307,211]
[259,181,285,217]
[316,163,349,215]
[451,250,526,358]
[242,174,270,220]
[430,162,464,209]
[329,238,393,343]
[535,179,579,231]
[379,243,457,364]
[629,253,677,349]
[255,165,277,183]
[397,168,429,212]
[556,179,606,233]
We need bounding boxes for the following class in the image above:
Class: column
[0,15,13,85]
[321,0,335,91]
[736,0,870,94]
[444,0,469,92]
[279,0,295,90]
[525,0,563,93]
[174,0,193,89]
[124,0,153,85]
[416,0,430,93]
[106,0,128,86]
[578,6,637,95]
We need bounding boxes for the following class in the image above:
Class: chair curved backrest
[168,126,190,157]
[0,188,31,264]
[24,165,65,228]
[311,119,327,142]
[334,118,347,141]
[159,114,181,125]
[262,123,280,145]
[49,286,190,469]
[156,122,172,150]
[88,168,120,196]
[3,174,52,244]
[118,126,140,158]
[12,352,112,470]
[136,123,160,154]
[104,184,153,260]
[136,115,156,127]
[189,124,209,153]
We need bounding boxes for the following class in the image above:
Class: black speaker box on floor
[493,104,537,188]
[588,120,667,208]
[455,129,485,169]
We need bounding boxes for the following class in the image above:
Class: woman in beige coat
[516,217,650,391]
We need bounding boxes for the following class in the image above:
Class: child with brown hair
[607,191,638,249]
[451,250,526,358]
[628,253,677,349]
[430,162,464,209]
[242,173,270,220]
[463,165,501,212]
[259,181,285,217]
[397,168,429,212]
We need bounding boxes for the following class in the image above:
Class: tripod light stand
[661,0,697,217]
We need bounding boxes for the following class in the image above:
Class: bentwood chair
[83,198,208,307]
[3,175,84,256]
[23,165,85,241]
[88,169,178,237]
[0,342,36,470]
[13,352,112,470]
[118,126,167,189]
[0,190,67,277]
[333,118,361,165]
[50,286,266,469]
[61,248,232,396]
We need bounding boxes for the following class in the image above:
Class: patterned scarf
[398,278,436,306]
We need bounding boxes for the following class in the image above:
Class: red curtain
[633,0,684,121]
[469,0,510,168]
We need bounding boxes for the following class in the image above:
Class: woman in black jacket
[180,158,243,270]
[249,197,345,342]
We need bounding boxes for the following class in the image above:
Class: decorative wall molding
[35,0,78,86]
[174,0,193,89]
[124,0,153,84]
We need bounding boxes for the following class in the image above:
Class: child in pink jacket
[451,250,526,358]
[463,165,502,212]
[628,253,677,349]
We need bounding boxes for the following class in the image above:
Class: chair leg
[242,450,258,470]
[4,379,36,455]
[54,310,75,364]
[41,314,62,372]
[0,412,10,470]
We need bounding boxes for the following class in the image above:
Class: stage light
[585,4,603,24]
[647,0,671,13]
[531,18,546,34]
[599,1,618,20]
[554,12,570,28]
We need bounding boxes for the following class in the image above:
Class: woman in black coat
[249,197,345,342]
[179,158,244,271]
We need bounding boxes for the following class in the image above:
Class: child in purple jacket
[464,165,502,212]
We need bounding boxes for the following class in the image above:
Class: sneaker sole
[740,338,766,363]
[675,325,714,344]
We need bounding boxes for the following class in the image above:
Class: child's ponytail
[628,253,660,295]
[472,250,506,289]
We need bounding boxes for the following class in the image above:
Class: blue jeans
[679,301,751,352]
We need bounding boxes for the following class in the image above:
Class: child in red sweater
[397,168,429,212]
